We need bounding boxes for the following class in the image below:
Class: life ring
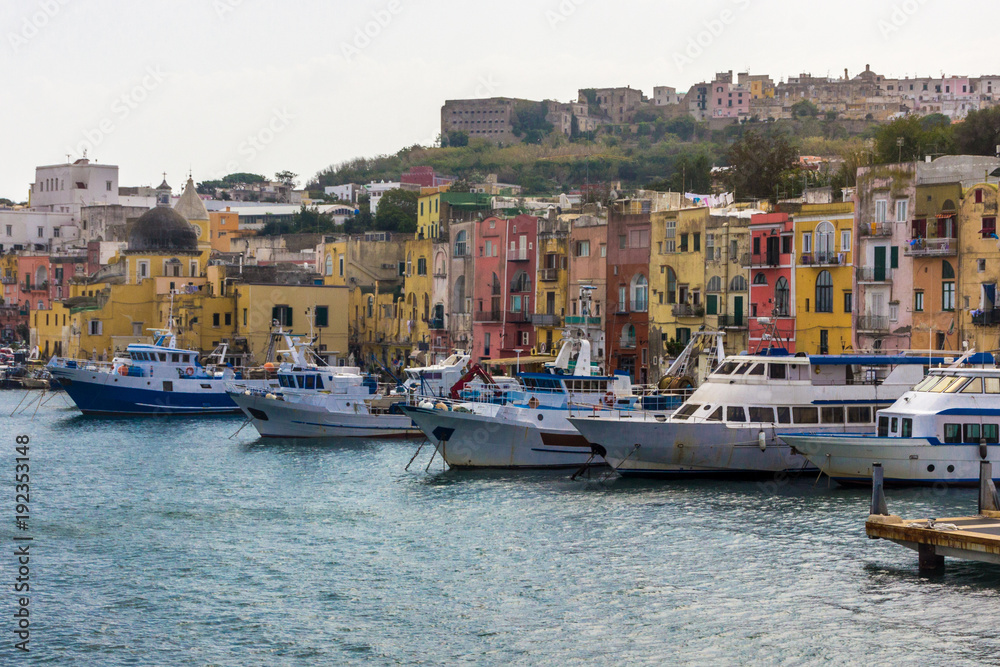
[117,365,128,376]
[603,392,615,408]
[185,367,195,376]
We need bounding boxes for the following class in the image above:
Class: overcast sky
[1,0,994,199]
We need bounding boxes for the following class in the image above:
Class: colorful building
[960,181,1000,350]
[534,214,570,355]
[567,212,607,364]
[746,213,796,352]
[606,201,651,383]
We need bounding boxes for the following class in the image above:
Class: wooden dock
[866,461,1000,572]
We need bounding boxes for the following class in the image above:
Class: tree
[510,101,554,144]
[791,100,819,118]
[872,115,956,163]
[725,129,798,200]
[448,179,472,193]
[275,170,298,187]
[443,130,468,148]
[665,115,696,141]
[375,188,418,233]
[955,107,1000,156]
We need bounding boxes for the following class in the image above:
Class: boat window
[316,375,324,389]
[847,406,872,423]
[793,407,819,424]
[674,404,701,420]
[913,376,939,391]
[890,417,898,433]
[878,416,889,437]
[171,353,180,363]
[304,375,316,389]
[944,377,971,393]
[727,406,747,422]
[822,406,845,424]
[768,364,787,379]
[706,407,723,421]
[961,377,983,394]
[158,353,166,362]
[776,407,791,424]
[731,363,751,375]
[296,375,305,388]
[716,361,739,375]
[747,364,765,376]
[749,407,774,422]
[929,376,959,393]
[964,423,981,443]
[943,423,962,444]
[985,378,1000,394]
[901,418,913,437]
[984,424,999,444]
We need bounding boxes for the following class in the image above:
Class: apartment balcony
[857,315,890,333]
[716,314,747,329]
[0,276,15,284]
[671,303,703,317]
[474,310,501,323]
[860,221,893,237]
[533,313,562,327]
[428,318,445,330]
[799,252,840,266]
[565,316,601,326]
[20,281,49,292]
[856,267,894,283]
[539,268,559,282]
[507,248,529,261]
[972,309,1000,327]
[619,337,637,349]
[903,237,956,257]
[741,252,781,268]
[433,270,447,279]
[506,310,532,324]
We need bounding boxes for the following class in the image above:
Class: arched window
[511,270,531,293]
[454,230,468,257]
[815,270,833,313]
[729,275,747,291]
[753,272,767,285]
[621,324,636,348]
[774,277,790,316]
[706,276,722,292]
[35,266,48,286]
[665,267,677,304]
[454,275,466,313]
[815,221,834,261]
[942,261,956,310]
[324,254,333,276]
[942,260,955,279]
[434,250,446,277]
[631,274,648,312]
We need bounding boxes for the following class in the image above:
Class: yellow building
[534,215,570,353]
[704,210,753,355]
[792,201,854,355]
[958,181,999,351]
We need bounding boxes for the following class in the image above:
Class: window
[943,423,961,444]
[106,180,112,191]
[631,274,648,312]
[666,267,677,304]
[815,221,834,260]
[821,406,844,424]
[213,313,220,327]
[782,236,791,255]
[982,217,997,239]
[243,309,247,326]
[890,246,898,269]
[629,229,649,248]
[815,271,833,313]
[619,234,626,249]
[844,292,852,313]
[914,291,924,312]
[600,244,606,258]
[730,275,747,291]
[889,303,898,322]
[575,240,590,257]
[878,416,889,437]
[841,230,851,252]
[984,424,999,444]
[768,364,786,379]
[707,276,722,292]
[679,234,688,252]
[874,199,887,223]
[747,364,765,376]
[693,233,700,252]
[454,230,468,257]
[272,305,292,327]
[315,306,328,327]
[224,313,231,326]
[749,407,774,422]
[88,319,102,335]
[727,406,747,422]
[962,377,983,394]
[801,233,812,253]
[339,255,344,277]
[848,406,872,423]
[942,281,955,311]
[753,272,767,286]
[324,255,333,276]
[618,285,627,311]
[793,407,819,424]
[417,258,427,275]
[964,423,981,443]
[895,199,908,222]
[775,277,790,316]
[777,407,791,424]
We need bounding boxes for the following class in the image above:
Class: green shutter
[890,246,898,269]
[706,294,717,315]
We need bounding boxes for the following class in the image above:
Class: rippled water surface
[4,390,1000,665]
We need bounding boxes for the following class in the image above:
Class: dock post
[979,461,1000,514]
[870,462,888,516]
[917,543,945,573]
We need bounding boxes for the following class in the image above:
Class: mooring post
[917,543,945,573]
[870,462,888,516]
[979,460,1000,514]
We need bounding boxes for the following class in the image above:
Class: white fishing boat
[569,350,979,478]
[781,354,1000,486]
[228,343,471,438]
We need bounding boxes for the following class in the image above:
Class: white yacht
[781,355,1000,486]
[228,342,471,438]
[569,351,970,478]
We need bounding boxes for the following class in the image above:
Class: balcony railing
[856,267,893,283]
[860,221,893,237]
[565,316,601,326]
[672,304,703,317]
[741,252,780,268]
[533,313,562,327]
[799,252,840,266]
[716,314,746,329]
[903,237,956,257]
[620,337,637,349]
[20,281,49,292]
[428,318,445,330]
[857,314,889,332]
[474,310,501,322]
[507,248,529,261]
[0,276,15,284]
[539,268,559,282]
[507,310,532,323]
[972,309,1000,326]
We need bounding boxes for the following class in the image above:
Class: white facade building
[0,210,78,252]
[30,158,119,220]
[324,183,362,203]
[365,181,402,215]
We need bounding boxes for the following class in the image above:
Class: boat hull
[401,405,597,469]
[231,392,421,438]
[780,434,1000,486]
[50,366,252,415]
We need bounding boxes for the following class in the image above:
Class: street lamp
[514,348,523,374]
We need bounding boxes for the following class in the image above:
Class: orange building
[208,208,243,252]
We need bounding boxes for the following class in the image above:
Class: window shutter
[890,246,899,269]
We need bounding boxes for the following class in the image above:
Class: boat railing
[49,358,117,373]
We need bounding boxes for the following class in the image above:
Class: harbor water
[5,390,1000,665]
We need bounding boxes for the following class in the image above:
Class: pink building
[17,255,51,314]
[746,213,796,352]
[709,81,750,118]
[401,166,453,189]
[471,214,538,362]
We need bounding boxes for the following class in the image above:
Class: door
[733,296,743,326]
[873,246,886,282]
[546,291,555,315]
[766,236,780,265]
[706,294,717,315]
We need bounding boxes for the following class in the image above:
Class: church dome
[128,206,199,253]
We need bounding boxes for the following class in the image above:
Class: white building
[0,210,78,252]
[30,158,119,220]
[653,86,681,106]
[324,183,362,203]
[365,181,402,215]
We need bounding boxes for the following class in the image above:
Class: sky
[1,0,995,199]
